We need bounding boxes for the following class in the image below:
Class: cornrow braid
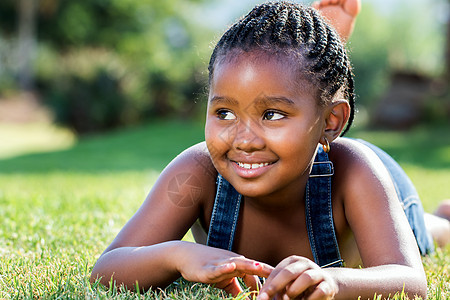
[208,1,356,136]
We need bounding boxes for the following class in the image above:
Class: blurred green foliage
[1,0,212,133]
[349,0,447,110]
[0,0,447,132]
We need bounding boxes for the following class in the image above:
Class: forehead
[210,50,318,101]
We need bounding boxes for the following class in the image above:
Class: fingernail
[257,292,269,300]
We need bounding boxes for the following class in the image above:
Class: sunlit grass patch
[0,122,75,159]
[0,121,449,299]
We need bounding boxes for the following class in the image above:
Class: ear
[322,100,350,142]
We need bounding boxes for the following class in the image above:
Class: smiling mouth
[234,162,274,169]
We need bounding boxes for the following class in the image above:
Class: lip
[230,160,276,179]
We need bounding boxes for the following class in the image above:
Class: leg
[312,0,361,41]
[353,138,435,254]
[435,199,450,221]
[191,219,207,245]
[425,200,450,248]
[424,212,450,248]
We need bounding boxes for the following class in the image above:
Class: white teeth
[237,162,270,169]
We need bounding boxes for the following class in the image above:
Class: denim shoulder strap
[206,174,242,251]
[305,147,343,268]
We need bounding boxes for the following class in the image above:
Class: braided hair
[208,1,355,135]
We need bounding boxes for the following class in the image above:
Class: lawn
[0,120,448,299]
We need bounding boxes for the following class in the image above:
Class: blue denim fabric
[206,175,242,250]
[306,148,343,267]
[206,139,433,268]
[206,147,343,268]
[354,139,434,255]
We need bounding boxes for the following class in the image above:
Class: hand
[174,242,273,296]
[257,256,338,300]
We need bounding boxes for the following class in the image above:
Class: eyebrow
[209,95,296,108]
[209,96,239,106]
[255,96,296,107]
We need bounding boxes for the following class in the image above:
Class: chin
[229,178,272,198]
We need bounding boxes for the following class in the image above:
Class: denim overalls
[206,138,434,268]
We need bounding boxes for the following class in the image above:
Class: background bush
[0,0,448,132]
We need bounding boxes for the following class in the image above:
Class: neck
[243,171,309,213]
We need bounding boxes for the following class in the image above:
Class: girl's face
[205,52,327,204]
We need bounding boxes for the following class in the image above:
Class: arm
[327,265,426,299]
[258,138,427,299]
[258,261,425,300]
[91,241,186,289]
[90,142,272,292]
[335,138,426,298]
[92,240,272,292]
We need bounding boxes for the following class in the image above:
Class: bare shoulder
[104,142,217,252]
[329,137,390,182]
[329,137,396,208]
[158,141,218,207]
[330,138,422,268]
[168,141,217,184]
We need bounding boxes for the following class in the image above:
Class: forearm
[91,240,273,295]
[327,264,427,300]
[90,241,181,290]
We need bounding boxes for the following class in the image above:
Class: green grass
[0,120,449,299]
[348,125,450,212]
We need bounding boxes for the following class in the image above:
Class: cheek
[204,119,215,153]
[266,122,319,157]
[267,121,308,143]
[205,118,228,161]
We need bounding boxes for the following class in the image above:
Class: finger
[343,0,361,17]
[285,269,324,299]
[319,0,332,7]
[311,1,321,10]
[208,260,270,285]
[259,256,320,299]
[243,274,261,292]
[263,257,313,286]
[259,268,302,299]
[205,262,238,282]
[307,280,338,300]
[231,259,274,278]
[221,277,245,297]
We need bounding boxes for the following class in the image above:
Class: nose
[231,120,265,152]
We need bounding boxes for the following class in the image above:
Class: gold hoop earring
[322,137,330,153]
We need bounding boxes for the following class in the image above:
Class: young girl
[91,1,450,299]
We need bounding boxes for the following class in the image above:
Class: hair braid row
[288,9,302,45]
[308,10,329,59]
[208,1,356,135]
[254,5,279,41]
[299,9,315,45]
[273,7,289,43]
[342,68,356,135]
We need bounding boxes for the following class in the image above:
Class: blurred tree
[446,0,450,81]
[348,4,390,108]
[0,0,39,91]
[17,0,38,91]
[350,1,447,108]
[0,0,214,132]
[352,0,450,128]
[3,0,446,132]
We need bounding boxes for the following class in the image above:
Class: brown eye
[263,111,285,120]
[217,110,236,120]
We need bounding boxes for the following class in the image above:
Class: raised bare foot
[425,200,450,248]
[425,213,450,248]
[312,0,361,41]
[435,199,450,222]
